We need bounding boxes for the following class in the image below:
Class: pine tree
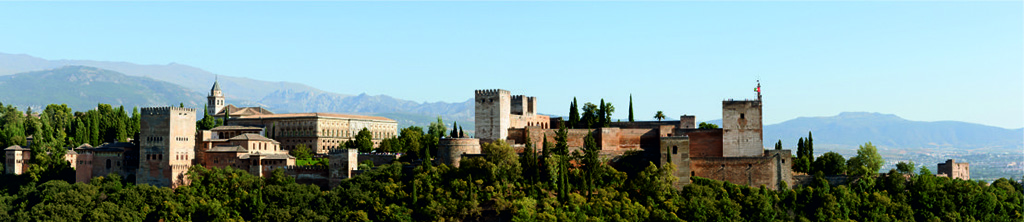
[628,94,634,122]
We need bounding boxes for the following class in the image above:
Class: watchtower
[138,107,197,188]
[207,80,225,117]
[475,89,511,142]
[721,81,764,157]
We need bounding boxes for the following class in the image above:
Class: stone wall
[285,165,330,189]
[690,149,791,190]
[937,159,970,180]
[358,153,401,166]
[230,115,397,154]
[674,129,724,158]
[722,100,763,157]
[437,138,481,168]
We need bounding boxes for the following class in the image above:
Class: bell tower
[207,78,225,117]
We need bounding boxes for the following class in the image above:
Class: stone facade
[74,142,138,183]
[4,145,30,175]
[722,100,763,157]
[329,148,358,188]
[659,136,691,189]
[137,107,197,188]
[937,159,970,180]
[437,138,482,168]
[229,113,398,154]
[475,89,512,142]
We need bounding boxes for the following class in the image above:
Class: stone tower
[721,91,763,157]
[659,136,691,189]
[207,80,224,117]
[138,107,197,188]
[475,89,511,142]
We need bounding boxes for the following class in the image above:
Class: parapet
[327,148,358,155]
[475,89,511,97]
[141,107,197,114]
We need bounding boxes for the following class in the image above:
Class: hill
[0,66,204,111]
[763,112,1023,152]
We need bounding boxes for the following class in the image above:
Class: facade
[937,159,970,180]
[208,80,225,116]
[437,138,482,168]
[74,142,139,183]
[4,145,30,175]
[229,113,398,154]
[137,107,197,188]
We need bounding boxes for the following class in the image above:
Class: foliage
[568,97,579,129]
[654,111,666,121]
[697,122,719,129]
[290,144,313,161]
[813,152,847,175]
[628,94,634,122]
[354,128,374,153]
[848,142,884,177]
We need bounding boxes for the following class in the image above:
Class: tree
[598,99,606,128]
[602,101,615,127]
[568,98,579,129]
[355,128,374,153]
[654,111,666,121]
[458,126,464,138]
[628,94,634,122]
[896,161,917,176]
[290,144,312,160]
[698,122,719,129]
[450,121,459,138]
[847,142,883,177]
[813,152,847,175]
[580,103,598,128]
[774,140,782,150]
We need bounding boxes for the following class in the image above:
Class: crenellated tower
[475,89,511,142]
[138,107,197,188]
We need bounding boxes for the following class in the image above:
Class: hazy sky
[0,1,1020,129]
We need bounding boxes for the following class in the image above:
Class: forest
[0,103,1022,221]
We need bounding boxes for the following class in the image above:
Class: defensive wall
[284,165,330,189]
[437,138,481,168]
[690,149,792,189]
[937,159,970,180]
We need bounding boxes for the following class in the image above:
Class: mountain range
[0,53,1019,153]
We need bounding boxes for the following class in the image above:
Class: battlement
[283,165,328,171]
[142,107,197,114]
[327,148,357,155]
[475,89,511,97]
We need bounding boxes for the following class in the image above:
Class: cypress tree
[458,126,464,138]
[598,99,606,127]
[568,97,579,129]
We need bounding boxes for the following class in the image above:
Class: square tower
[207,81,225,117]
[138,107,197,188]
[659,136,691,189]
[722,100,763,157]
[475,89,511,142]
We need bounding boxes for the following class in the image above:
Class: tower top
[755,79,761,101]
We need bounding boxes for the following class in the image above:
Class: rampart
[437,138,481,168]
[284,165,329,189]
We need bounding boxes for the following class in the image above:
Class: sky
[0,1,1021,129]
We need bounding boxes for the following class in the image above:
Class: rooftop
[228,133,275,142]
[207,145,247,153]
[210,125,264,131]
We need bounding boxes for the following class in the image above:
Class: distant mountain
[764,112,1023,152]
[0,66,204,111]
[0,53,473,128]
[0,53,329,103]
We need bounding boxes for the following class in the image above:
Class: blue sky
[0,1,1021,129]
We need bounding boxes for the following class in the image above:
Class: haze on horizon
[0,1,1020,129]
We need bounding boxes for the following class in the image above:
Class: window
[106,159,111,170]
[672,146,678,154]
[740,113,745,119]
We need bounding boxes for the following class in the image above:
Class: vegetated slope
[0,66,204,111]
[764,112,1023,151]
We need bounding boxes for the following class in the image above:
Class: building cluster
[5,81,399,188]
[4,81,972,189]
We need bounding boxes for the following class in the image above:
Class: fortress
[451,84,795,189]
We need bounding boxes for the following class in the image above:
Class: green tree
[580,102,598,128]
[847,142,884,177]
[774,140,782,150]
[569,97,579,128]
[450,121,458,138]
[598,99,606,127]
[628,94,634,122]
[813,152,847,175]
[654,111,666,121]
[698,122,719,129]
[291,144,312,160]
[602,100,615,127]
[355,127,374,153]
[896,161,917,176]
